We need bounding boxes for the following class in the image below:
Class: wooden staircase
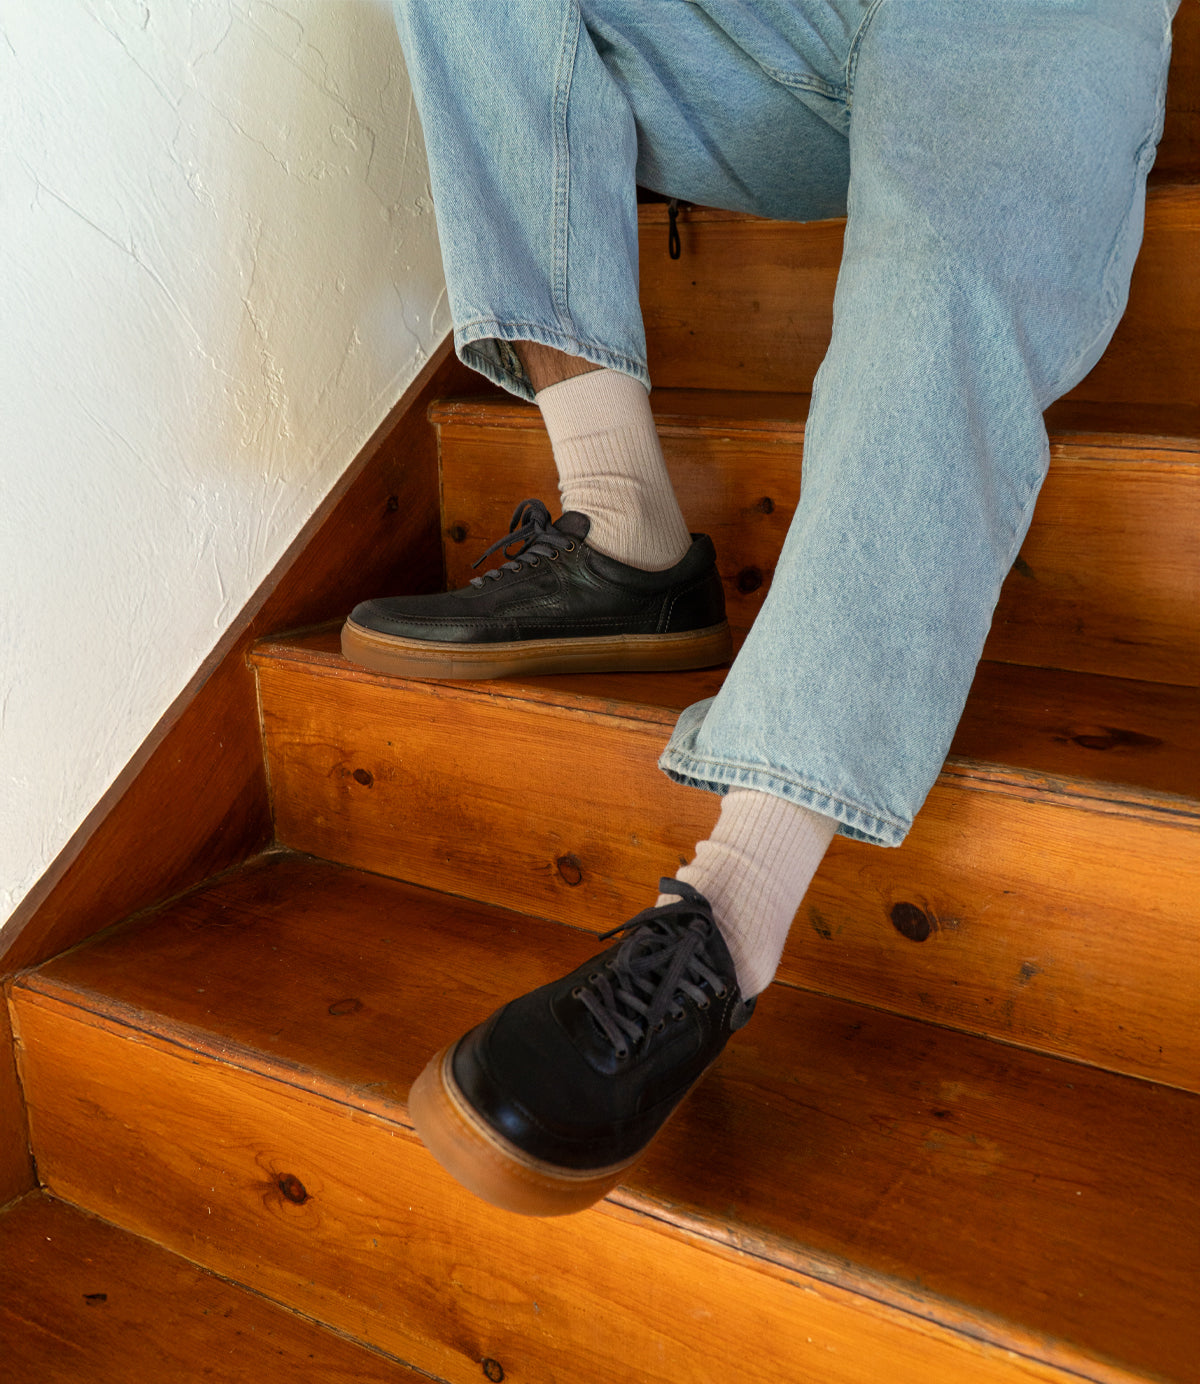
[4,19,1199,1381]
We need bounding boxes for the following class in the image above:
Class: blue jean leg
[391,0,1177,847]
[660,0,1177,843]
[391,0,855,398]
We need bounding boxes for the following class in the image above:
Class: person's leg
[388,0,851,398]
[344,0,850,681]
[510,0,852,572]
[663,0,1178,855]
[401,0,1177,1217]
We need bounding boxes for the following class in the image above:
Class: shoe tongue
[552,511,591,540]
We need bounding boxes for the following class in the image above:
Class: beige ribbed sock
[535,369,692,571]
[659,789,838,999]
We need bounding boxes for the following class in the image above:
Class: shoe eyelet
[571,986,584,999]
[565,541,576,552]
[588,972,601,983]
[529,557,540,567]
[548,550,560,561]
[713,988,727,1000]
[694,1001,709,1013]
[615,1047,629,1060]
[653,1021,666,1034]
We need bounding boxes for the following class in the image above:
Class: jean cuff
[455,319,652,401]
[658,699,909,848]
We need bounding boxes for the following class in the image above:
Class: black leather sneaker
[407,880,755,1216]
[341,499,731,679]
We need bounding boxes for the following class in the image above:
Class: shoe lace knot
[576,879,730,1059]
[469,498,577,586]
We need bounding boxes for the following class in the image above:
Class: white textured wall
[0,0,450,937]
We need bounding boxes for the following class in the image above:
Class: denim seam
[756,68,844,102]
[845,0,892,105]
[658,747,910,842]
[1037,15,1172,406]
[551,2,581,330]
[990,433,1051,624]
[456,319,649,397]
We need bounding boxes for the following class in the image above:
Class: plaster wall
[0,1,449,937]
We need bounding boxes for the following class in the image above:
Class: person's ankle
[537,370,692,571]
[661,791,838,998]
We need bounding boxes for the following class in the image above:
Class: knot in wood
[278,1174,309,1205]
[890,902,933,942]
[482,1360,505,1382]
[555,854,584,887]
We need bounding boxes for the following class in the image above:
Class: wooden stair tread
[432,389,1200,686]
[15,852,1200,1384]
[256,631,1200,815]
[633,182,1200,408]
[251,634,1200,1092]
[430,390,1200,448]
[0,1192,422,1383]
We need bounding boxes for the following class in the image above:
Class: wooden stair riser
[0,1195,425,1384]
[1159,0,1200,179]
[254,657,1200,1092]
[12,995,1099,1384]
[637,185,1200,408]
[13,853,1199,1383]
[436,410,1200,687]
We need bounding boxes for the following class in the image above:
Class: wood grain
[983,448,1200,684]
[0,1193,426,1383]
[434,394,1200,686]
[0,999,33,1208]
[641,209,844,394]
[1066,183,1200,410]
[13,855,1199,1383]
[637,184,1199,410]
[436,397,801,644]
[1158,0,1200,179]
[253,641,1200,1089]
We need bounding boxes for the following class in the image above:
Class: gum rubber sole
[340,618,733,680]
[407,1046,640,1217]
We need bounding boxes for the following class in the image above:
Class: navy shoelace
[575,879,728,1059]
[469,498,577,586]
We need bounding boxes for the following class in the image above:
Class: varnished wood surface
[640,209,843,395]
[0,1000,32,1208]
[14,853,1200,1382]
[433,393,1200,685]
[0,1193,425,1382]
[636,185,1199,411]
[432,390,1200,445]
[1159,0,1200,179]
[253,637,1200,1089]
[262,629,1200,806]
[984,450,1200,682]
[12,1000,1090,1384]
[1065,183,1200,411]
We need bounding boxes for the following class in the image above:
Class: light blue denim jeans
[391,0,1178,846]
